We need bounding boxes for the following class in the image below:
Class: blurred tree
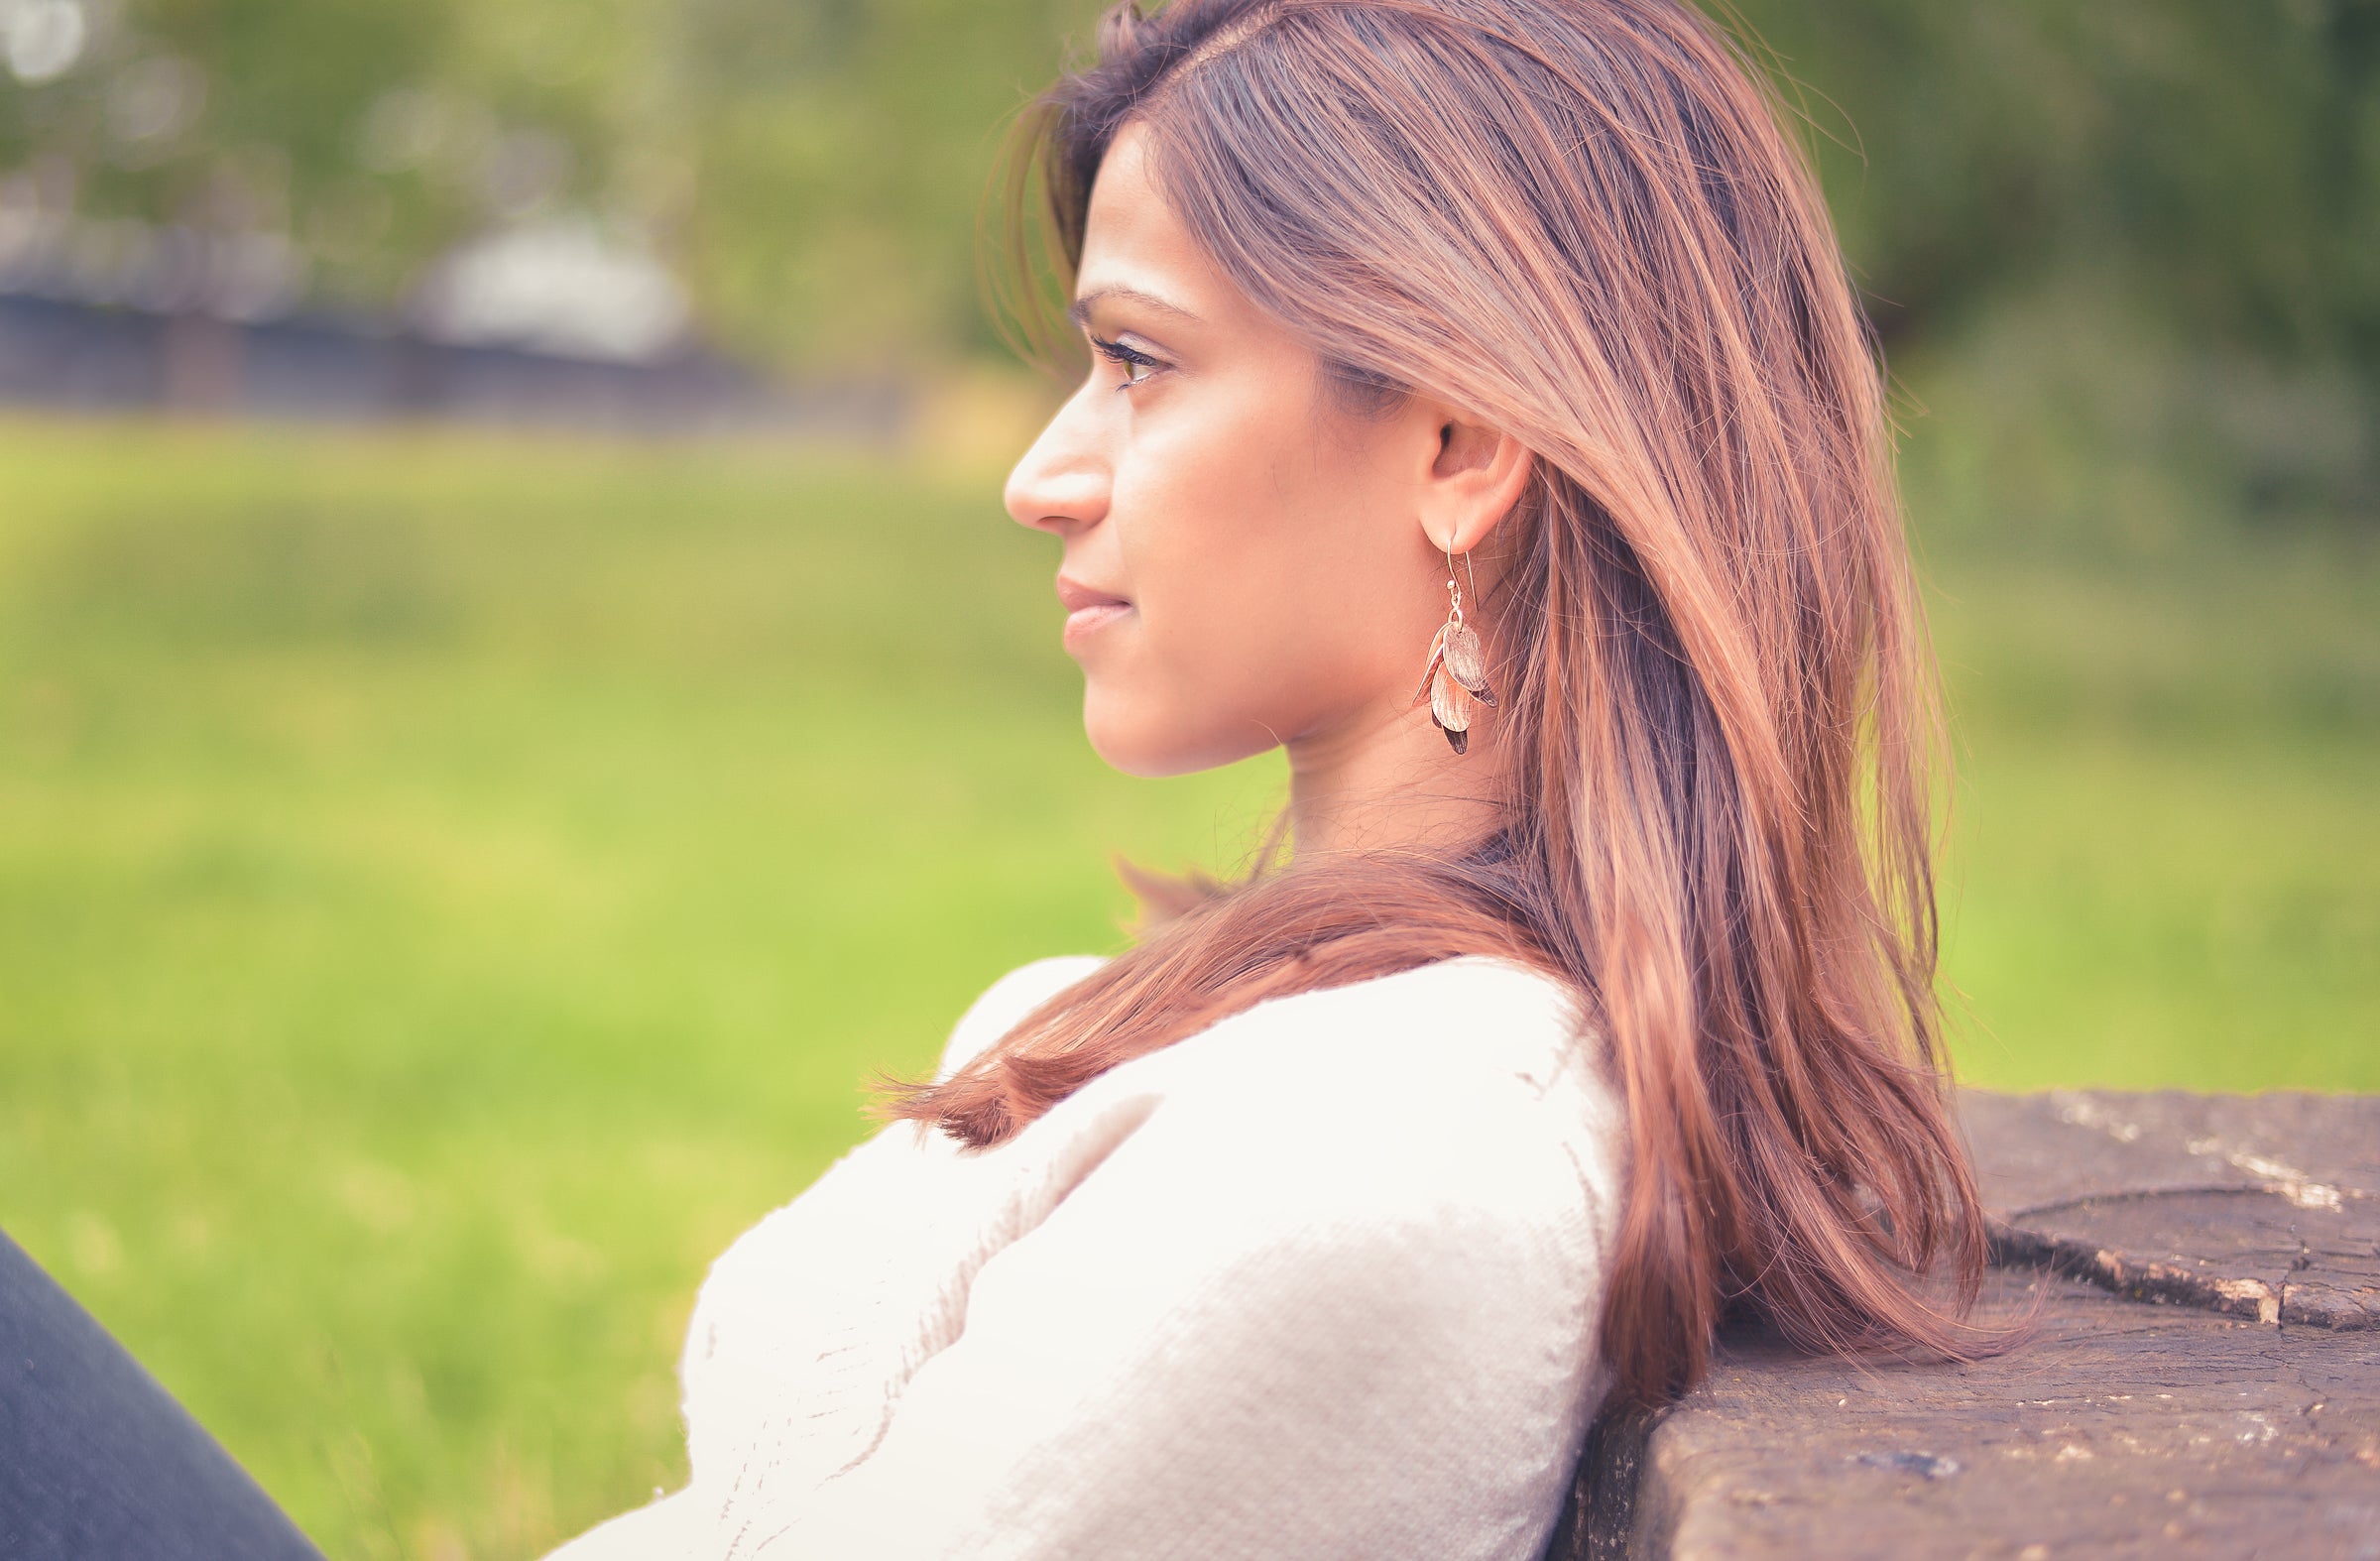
[1734,0,2380,366]
[1729,0,2378,523]
[1,0,2374,515]
[0,0,462,308]
[654,0,1103,365]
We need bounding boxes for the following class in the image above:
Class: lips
[1056,573,1132,650]
[1055,574,1131,613]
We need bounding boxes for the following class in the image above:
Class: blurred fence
[0,294,909,435]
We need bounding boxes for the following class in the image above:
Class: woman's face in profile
[1005,121,1451,780]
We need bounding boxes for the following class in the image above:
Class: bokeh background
[1,0,2373,1555]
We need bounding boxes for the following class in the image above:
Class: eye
[1090,333,1164,389]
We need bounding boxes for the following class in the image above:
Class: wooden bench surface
[1548,1089,2380,1559]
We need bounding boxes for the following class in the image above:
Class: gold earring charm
[1412,538,1495,753]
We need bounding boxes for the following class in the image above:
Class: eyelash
[1089,333,1164,388]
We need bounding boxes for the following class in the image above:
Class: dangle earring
[1412,537,1496,754]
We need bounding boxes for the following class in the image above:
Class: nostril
[1007,472,1109,534]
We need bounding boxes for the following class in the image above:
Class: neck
[1283,692,1507,863]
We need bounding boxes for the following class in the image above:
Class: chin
[1082,683,1274,779]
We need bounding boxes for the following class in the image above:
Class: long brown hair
[874,0,2000,1408]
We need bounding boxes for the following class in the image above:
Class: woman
[548,0,1997,1554]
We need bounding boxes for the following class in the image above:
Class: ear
[1412,407,1533,557]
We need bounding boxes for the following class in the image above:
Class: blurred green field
[0,415,2372,1559]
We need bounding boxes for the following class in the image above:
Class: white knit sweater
[542,952,1628,1561]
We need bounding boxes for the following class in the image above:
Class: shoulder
[935,953,1110,1080]
[939,952,1626,1244]
[1060,955,1626,1259]
[1151,954,1608,1121]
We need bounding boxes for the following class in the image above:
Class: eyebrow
[1066,286,1202,330]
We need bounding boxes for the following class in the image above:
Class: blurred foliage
[4,3,2373,413]
[1736,0,2380,528]
[1739,0,2380,361]
[0,0,1101,357]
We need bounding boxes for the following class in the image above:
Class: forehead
[1077,123,1231,315]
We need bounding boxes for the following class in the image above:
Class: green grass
[1927,540,2377,1091]
[0,416,2371,1558]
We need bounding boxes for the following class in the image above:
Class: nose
[1004,384,1110,537]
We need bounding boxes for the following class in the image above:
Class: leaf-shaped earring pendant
[1429,661,1474,754]
[1419,541,1490,755]
[1441,621,1496,708]
[1411,623,1449,707]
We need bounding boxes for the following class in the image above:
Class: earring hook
[1443,532,1480,619]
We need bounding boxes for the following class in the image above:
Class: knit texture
[541,952,1628,1560]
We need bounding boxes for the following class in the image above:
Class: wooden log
[1547,1090,2380,1559]
[1565,1270,2380,1559]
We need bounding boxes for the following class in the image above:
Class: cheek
[1086,392,1415,770]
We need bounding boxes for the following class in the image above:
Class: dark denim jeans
[0,1228,323,1561]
